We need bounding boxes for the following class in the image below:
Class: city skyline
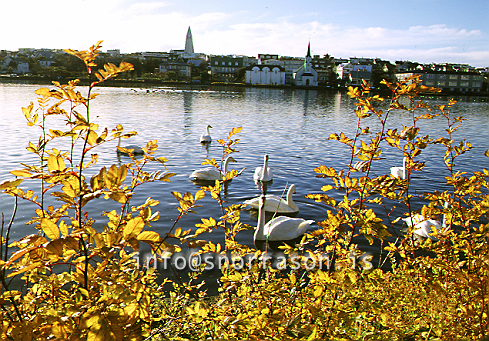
[1,0,488,67]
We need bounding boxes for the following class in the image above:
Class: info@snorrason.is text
[133,250,373,272]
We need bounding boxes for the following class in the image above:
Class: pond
[1,82,488,282]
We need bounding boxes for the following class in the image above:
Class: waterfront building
[312,54,337,86]
[395,65,484,93]
[245,65,286,85]
[293,43,318,86]
[210,55,257,82]
[158,62,192,78]
[336,58,373,86]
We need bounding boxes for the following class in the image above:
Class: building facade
[210,55,257,82]
[245,65,286,85]
[396,70,484,93]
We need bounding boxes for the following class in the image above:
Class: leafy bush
[1,42,489,341]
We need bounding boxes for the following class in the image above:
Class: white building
[293,43,318,86]
[245,65,286,85]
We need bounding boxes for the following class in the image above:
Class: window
[473,82,481,87]
[425,74,435,79]
[235,62,238,66]
[438,81,446,86]
[449,81,458,86]
[438,75,446,79]
[425,81,434,86]
[222,62,225,66]
[460,82,469,87]
[215,61,218,65]
[461,75,470,80]
[228,62,232,66]
[449,75,458,79]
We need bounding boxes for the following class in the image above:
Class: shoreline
[1,75,488,99]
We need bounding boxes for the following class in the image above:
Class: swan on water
[390,157,406,179]
[117,136,145,156]
[189,156,237,181]
[243,184,299,214]
[254,154,273,182]
[254,194,314,243]
[402,202,449,240]
[200,125,212,143]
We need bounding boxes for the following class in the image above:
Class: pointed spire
[307,41,311,58]
[185,27,194,53]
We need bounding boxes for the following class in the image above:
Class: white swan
[117,136,145,156]
[243,184,299,214]
[254,154,273,182]
[390,157,406,179]
[189,156,236,181]
[403,202,449,240]
[254,194,314,242]
[200,125,212,143]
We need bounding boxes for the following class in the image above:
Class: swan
[254,194,314,242]
[243,184,299,214]
[402,202,449,240]
[117,136,145,156]
[254,154,273,182]
[200,125,212,143]
[390,157,406,179]
[189,156,236,181]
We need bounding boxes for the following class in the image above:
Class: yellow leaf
[48,154,66,173]
[10,170,32,177]
[46,239,65,255]
[87,130,98,146]
[137,231,162,243]
[109,192,127,204]
[0,179,23,190]
[7,262,43,278]
[59,221,69,237]
[124,217,144,239]
[195,189,205,201]
[41,218,60,240]
[174,227,182,238]
[22,102,34,120]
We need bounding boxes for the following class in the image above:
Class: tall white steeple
[185,27,194,53]
[304,41,313,74]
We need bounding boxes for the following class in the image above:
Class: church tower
[304,41,313,74]
[185,27,194,53]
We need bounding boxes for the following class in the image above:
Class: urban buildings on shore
[1,27,488,94]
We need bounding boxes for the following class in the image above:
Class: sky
[2,0,489,67]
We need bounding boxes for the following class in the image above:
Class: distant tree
[235,67,247,82]
[123,57,143,78]
[142,58,161,74]
[28,57,41,75]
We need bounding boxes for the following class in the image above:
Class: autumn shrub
[1,42,489,341]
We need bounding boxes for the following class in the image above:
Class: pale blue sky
[2,0,488,66]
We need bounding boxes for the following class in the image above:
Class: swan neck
[403,157,406,179]
[206,126,211,134]
[262,156,269,178]
[442,201,449,228]
[223,157,230,174]
[118,136,121,147]
[287,186,298,210]
[254,195,267,241]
